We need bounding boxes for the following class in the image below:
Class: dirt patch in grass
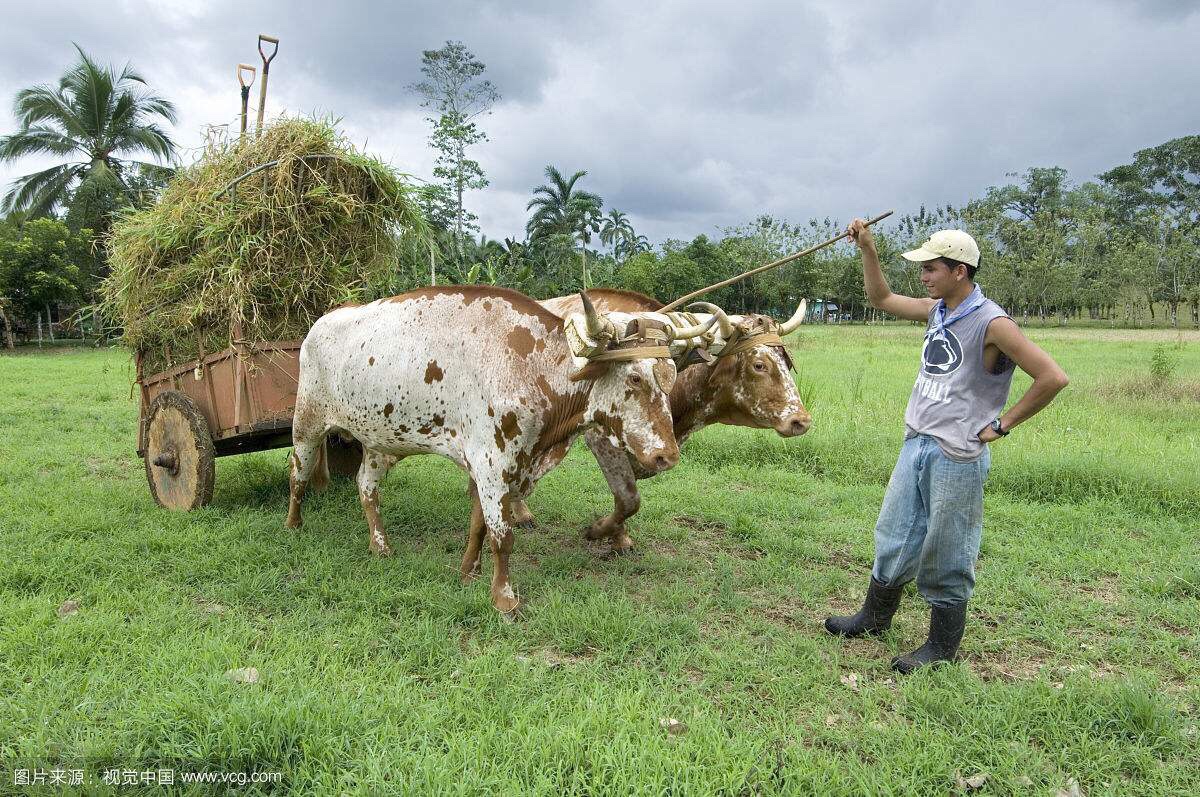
[824,548,860,570]
[1077,575,1123,605]
[669,515,764,563]
[971,651,1059,684]
[1096,376,1200,402]
[673,515,731,535]
[743,587,813,629]
[518,647,595,668]
[1035,328,1200,343]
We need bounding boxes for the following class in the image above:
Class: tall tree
[600,209,635,261]
[525,166,603,289]
[0,217,92,329]
[1101,136,1200,327]
[0,45,176,234]
[409,41,499,267]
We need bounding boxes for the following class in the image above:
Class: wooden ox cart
[135,336,359,510]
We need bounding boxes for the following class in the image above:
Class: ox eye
[753,361,767,373]
[629,374,643,386]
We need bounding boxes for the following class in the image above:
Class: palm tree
[526,165,603,288]
[618,232,651,261]
[600,208,636,261]
[0,45,177,226]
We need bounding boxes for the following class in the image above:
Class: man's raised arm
[847,218,935,322]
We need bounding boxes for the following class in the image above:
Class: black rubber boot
[824,577,904,638]
[891,602,967,674]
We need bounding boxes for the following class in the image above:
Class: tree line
[397,42,1200,327]
[3,43,1198,346]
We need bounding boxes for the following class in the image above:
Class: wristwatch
[990,418,1009,437]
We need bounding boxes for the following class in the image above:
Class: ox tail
[310,437,331,492]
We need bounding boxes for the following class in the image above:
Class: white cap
[902,229,980,268]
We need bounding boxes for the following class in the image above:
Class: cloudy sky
[2,0,1198,243]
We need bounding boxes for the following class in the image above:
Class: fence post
[46,304,55,341]
[37,313,43,347]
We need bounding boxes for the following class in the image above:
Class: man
[824,220,1069,674]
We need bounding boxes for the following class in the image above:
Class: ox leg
[286,435,325,529]
[511,499,536,529]
[489,524,519,616]
[461,481,486,583]
[583,430,641,554]
[471,476,535,529]
[475,490,520,616]
[357,448,398,557]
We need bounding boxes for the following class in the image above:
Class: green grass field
[1,326,1197,795]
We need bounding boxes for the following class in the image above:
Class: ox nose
[777,413,812,437]
[646,446,680,473]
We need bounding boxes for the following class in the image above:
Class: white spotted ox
[285,286,721,615]
[486,288,813,554]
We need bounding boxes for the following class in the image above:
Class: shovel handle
[258,34,279,68]
[237,63,256,89]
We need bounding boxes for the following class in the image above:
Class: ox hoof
[492,587,520,616]
[369,541,394,557]
[583,520,616,542]
[284,519,303,530]
[599,542,635,559]
[460,565,482,585]
[512,500,536,528]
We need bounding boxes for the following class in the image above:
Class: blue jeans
[871,434,991,607]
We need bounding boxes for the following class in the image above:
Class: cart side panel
[244,342,303,429]
[136,340,303,453]
[205,354,239,437]
[141,354,228,439]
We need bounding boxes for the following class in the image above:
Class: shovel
[255,34,279,135]
[237,63,256,139]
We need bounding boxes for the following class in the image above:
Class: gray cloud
[2,0,1198,246]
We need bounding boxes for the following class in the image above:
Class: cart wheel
[326,434,363,478]
[144,391,216,510]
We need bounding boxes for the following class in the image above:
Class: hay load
[101,117,430,374]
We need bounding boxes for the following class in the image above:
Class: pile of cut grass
[100,118,431,374]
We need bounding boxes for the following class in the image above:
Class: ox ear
[570,360,611,383]
[777,346,796,372]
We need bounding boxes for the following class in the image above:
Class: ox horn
[667,310,722,341]
[778,299,808,336]
[686,302,736,340]
[579,291,609,339]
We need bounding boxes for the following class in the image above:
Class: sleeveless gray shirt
[904,297,1015,462]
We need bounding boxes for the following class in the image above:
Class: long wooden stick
[660,210,893,312]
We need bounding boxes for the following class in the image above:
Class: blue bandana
[929,284,986,338]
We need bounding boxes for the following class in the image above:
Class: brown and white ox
[285,286,722,615]
[485,288,812,554]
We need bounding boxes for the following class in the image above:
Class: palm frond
[12,85,88,140]
[133,94,177,125]
[2,162,81,215]
[0,125,84,159]
[65,44,114,140]
[113,124,176,162]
